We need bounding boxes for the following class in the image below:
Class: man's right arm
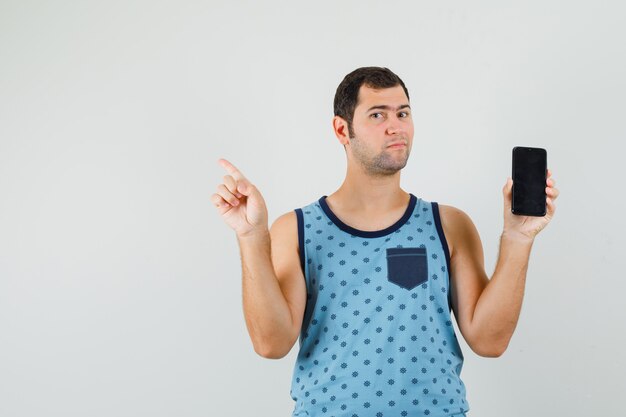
[238,211,307,359]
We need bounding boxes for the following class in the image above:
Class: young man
[212,67,559,416]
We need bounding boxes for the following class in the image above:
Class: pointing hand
[212,158,269,238]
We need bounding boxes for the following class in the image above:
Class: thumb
[237,178,253,196]
[503,176,512,194]
[503,177,512,210]
[235,178,267,227]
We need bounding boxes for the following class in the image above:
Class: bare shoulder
[437,203,471,224]
[436,203,475,256]
[269,209,303,283]
[269,210,299,248]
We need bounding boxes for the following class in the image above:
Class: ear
[332,116,350,146]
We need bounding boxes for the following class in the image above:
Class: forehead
[355,84,409,111]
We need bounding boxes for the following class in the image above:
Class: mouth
[387,142,407,149]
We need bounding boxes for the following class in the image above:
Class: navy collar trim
[318,193,417,238]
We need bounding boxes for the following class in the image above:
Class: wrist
[501,230,535,245]
[237,228,270,242]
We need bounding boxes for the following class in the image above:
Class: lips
[387,141,407,148]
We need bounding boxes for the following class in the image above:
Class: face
[345,84,414,176]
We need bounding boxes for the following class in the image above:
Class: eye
[370,112,384,119]
[398,111,410,118]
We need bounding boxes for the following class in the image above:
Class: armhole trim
[295,208,305,276]
[431,202,453,311]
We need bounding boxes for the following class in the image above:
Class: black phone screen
[512,146,547,216]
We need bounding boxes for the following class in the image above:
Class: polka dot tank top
[290,193,469,417]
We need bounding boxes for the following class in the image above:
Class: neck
[329,161,408,213]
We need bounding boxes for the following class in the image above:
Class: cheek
[353,125,380,139]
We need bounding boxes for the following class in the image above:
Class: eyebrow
[366,104,411,112]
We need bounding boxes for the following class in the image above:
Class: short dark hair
[333,66,410,138]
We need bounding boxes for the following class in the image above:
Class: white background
[1,1,624,416]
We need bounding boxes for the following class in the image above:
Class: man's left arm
[444,169,560,357]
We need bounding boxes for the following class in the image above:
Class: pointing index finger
[218,158,246,181]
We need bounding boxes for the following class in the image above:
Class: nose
[386,115,406,136]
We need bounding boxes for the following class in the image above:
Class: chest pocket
[386,247,428,290]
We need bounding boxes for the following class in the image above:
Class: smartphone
[511,146,547,216]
